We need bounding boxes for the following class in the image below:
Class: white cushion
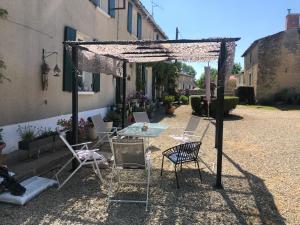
[76,150,106,162]
[0,176,57,205]
[169,135,190,143]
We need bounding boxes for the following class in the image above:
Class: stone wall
[243,28,300,103]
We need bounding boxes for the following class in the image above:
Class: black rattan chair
[160,141,202,188]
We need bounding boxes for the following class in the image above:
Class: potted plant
[104,111,121,128]
[0,128,6,153]
[17,125,37,150]
[57,117,89,142]
[164,95,176,115]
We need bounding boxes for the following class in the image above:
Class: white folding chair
[91,114,117,148]
[108,137,151,211]
[170,115,207,143]
[133,112,150,123]
[55,134,107,190]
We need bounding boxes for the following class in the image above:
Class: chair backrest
[185,116,201,133]
[110,137,145,169]
[177,141,202,162]
[59,134,81,162]
[91,114,107,133]
[133,112,150,123]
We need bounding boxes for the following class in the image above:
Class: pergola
[63,38,240,188]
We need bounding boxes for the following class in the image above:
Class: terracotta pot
[0,142,6,154]
[88,127,97,140]
[165,106,176,115]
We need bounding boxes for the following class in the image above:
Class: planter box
[18,134,60,158]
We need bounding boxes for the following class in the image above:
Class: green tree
[175,61,197,77]
[195,67,218,88]
[231,62,242,74]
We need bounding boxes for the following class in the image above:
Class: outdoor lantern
[53,64,61,77]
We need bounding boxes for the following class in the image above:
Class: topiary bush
[191,96,239,116]
[235,86,255,105]
[179,95,189,104]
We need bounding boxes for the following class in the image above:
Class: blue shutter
[90,0,100,7]
[63,26,76,92]
[127,2,133,33]
[137,13,142,39]
[108,0,115,17]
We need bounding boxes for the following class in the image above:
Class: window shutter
[108,0,115,17]
[63,26,76,92]
[137,13,142,39]
[92,73,100,92]
[90,0,100,7]
[142,65,146,94]
[127,2,133,33]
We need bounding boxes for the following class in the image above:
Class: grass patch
[239,104,300,111]
[239,105,278,110]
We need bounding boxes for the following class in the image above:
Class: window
[137,13,142,39]
[156,34,160,40]
[108,0,115,17]
[79,71,94,92]
[127,2,133,33]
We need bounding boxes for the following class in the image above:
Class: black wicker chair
[161,141,202,188]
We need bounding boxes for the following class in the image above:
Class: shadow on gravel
[0,154,286,225]
[221,153,286,225]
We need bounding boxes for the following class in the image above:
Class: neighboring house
[177,72,196,90]
[0,0,167,153]
[235,71,244,87]
[242,12,300,102]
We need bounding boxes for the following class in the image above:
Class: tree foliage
[175,62,196,77]
[231,62,242,74]
[195,67,218,88]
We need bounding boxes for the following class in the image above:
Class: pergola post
[215,40,227,189]
[121,62,127,129]
[71,46,79,169]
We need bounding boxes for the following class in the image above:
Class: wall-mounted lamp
[42,49,61,76]
[41,49,61,90]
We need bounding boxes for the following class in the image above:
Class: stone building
[176,72,196,90]
[0,0,167,153]
[242,12,300,103]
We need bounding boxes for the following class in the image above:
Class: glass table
[118,122,168,138]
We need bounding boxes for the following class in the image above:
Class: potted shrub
[0,128,6,153]
[104,111,121,128]
[164,95,176,115]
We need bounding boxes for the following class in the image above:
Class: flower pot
[88,127,97,140]
[105,121,113,131]
[165,106,176,115]
[0,142,6,154]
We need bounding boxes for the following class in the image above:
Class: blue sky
[141,0,300,79]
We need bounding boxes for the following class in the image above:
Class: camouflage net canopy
[65,38,240,77]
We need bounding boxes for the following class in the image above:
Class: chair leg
[195,160,202,182]
[160,156,164,176]
[174,164,179,188]
[58,163,83,190]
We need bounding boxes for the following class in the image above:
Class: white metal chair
[169,115,204,143]
[133,112,150,123]
[91,114,117,148]
[55,134,107,190]
[108,136,151,210]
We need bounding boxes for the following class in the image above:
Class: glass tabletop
[118,122,169,137]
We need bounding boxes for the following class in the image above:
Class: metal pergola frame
[63,38,240,188]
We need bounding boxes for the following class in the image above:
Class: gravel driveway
[0,105,299,225]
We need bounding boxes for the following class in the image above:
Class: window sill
[79,91,95,96]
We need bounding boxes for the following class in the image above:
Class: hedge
[179,95,189,104]
[191,96,239,116]
[234,86,255,105]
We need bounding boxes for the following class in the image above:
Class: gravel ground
[0,105,299,225]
